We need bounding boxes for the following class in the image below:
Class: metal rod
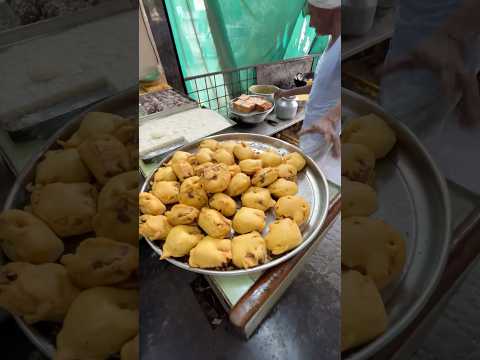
[184,54,320,81]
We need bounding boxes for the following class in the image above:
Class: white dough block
[139,108,233,156]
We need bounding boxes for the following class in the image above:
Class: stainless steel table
[223,110,305,137]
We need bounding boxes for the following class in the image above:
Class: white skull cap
[307,0,341,9]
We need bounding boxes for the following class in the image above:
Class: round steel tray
[1,88,137,359]
[141,133,330,276]
[342,88,451,359]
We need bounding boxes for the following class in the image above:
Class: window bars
[183,55,321,118]
[184,65,257,117]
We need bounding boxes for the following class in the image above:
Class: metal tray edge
[342,88,452,360]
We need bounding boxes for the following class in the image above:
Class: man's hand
[381,30,480,125]
[298,102,341,157]
[274,89,287,100]
[274,85,312,99]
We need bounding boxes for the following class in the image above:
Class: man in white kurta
[276,0,341,183]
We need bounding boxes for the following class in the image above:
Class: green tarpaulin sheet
[164,0,328,114]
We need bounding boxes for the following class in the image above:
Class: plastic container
[342,0,378,36]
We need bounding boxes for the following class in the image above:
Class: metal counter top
[223,110,305,137]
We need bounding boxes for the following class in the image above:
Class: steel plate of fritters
[342,88,451,360]
[141,133,329,276]
[2,88,137,359]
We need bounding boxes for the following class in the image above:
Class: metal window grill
[183,55,321,118]
[184,65,257,117]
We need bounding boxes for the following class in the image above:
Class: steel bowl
[248,84,279,103]
[342,88,451,359]
[229,95,274,124]
[141,133,330,276]
[1,87,137,359]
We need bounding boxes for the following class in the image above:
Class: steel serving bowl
[248,84,279,103]
[1,88,137,359]
[342,88,451,359]
[140,132,330,276]
[229,95,275,124]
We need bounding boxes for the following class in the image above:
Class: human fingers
[297,127,314,136]
[298,124,323,136]
[322,131,337,153]
[331,134,341,158]
[323,131,333,144]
